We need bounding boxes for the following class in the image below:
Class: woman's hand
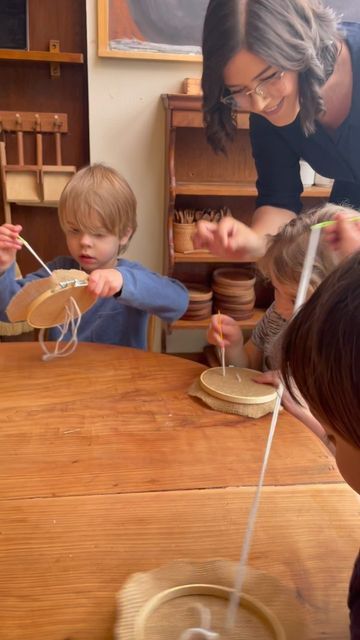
[0,224,23,272]
[324,212,360,259]
[207,313,242,348]
[87,268,123,297]
[192,217,264,261]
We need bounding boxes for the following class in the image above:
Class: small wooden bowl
[185,283,213,302]
[213,268,256,288]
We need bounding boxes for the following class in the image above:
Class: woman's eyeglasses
[221,70,285,111]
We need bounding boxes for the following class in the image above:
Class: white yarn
[225,225,322,630]
[178,604,219,640]
[17,236,84,361]
[39,296,82,361]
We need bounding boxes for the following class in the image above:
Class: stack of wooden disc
[212,268,256,320]
[181,284,213,320]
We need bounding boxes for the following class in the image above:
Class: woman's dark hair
[280,251,360,448]
[202,0,342,153]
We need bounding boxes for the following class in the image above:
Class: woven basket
[173,222,196,253]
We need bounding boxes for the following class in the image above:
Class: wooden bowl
[185,283,213,302]
[213,268,256,288]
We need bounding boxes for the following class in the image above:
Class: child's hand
[254,370,308,418]
[192,217,264,261]
[254,370,333,451]
[87,268,123,297]
[0,224,23,272]
[207,313,242,347]
[324,212,360,259]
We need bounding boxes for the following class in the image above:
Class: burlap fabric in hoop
[115,559,308,640]
[188,379,277,419]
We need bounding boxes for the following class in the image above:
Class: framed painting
[97,0,208,61]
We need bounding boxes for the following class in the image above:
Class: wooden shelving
[0,49,84,64]
[172,308,264,330]
[176,181,330,198]
[174,251,236,263]
[161,93,331,354]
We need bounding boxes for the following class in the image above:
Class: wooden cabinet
[161,93,330,352]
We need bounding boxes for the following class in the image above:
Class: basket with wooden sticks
[173,208,232,253]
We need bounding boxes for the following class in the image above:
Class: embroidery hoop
[135,584,286,640]
[199,367,277,405]
[7,269,96,328]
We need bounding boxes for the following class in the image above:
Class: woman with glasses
[193,0,360,261]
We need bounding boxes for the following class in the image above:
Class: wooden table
[0,342,358,639]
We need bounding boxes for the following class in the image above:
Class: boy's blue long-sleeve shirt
[0,256,189,349]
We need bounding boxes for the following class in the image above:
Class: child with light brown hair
[0,163,188,348]
[207,203,359,445]
[207,203,351,372]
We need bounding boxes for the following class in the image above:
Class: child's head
[280,251,360,494]
[258,204,352,320]
[58,164,137,271]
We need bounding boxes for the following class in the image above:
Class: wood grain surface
[0,343,356,640]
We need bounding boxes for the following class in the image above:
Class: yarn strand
[39,296,82,361]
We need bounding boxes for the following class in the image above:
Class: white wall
[86,0,202,275]
[86,0,207,352]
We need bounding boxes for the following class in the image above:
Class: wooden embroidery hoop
[199,367,277,405]
[6,269,96,328]
[135,584,286,640]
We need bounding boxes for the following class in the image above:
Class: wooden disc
[200,367,277,405]
[136,584,286,640]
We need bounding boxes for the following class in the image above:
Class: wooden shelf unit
[161,93,330,353]
[176,181,330,198]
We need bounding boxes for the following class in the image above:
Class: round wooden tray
[200,367,277,405]
[135,584,286,640]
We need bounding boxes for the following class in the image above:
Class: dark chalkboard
[0,0,28,50]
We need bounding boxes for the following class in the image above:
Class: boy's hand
[192,217,264,261]
[87,268,123,297]
[324,212,360,259]
[207,313,242,347]
[0,224,23,272]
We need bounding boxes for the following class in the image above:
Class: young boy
[0,163,188,348]
[280,251,360,637]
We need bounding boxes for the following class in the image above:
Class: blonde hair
[58,163,137,253]
[258,203,355,293]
